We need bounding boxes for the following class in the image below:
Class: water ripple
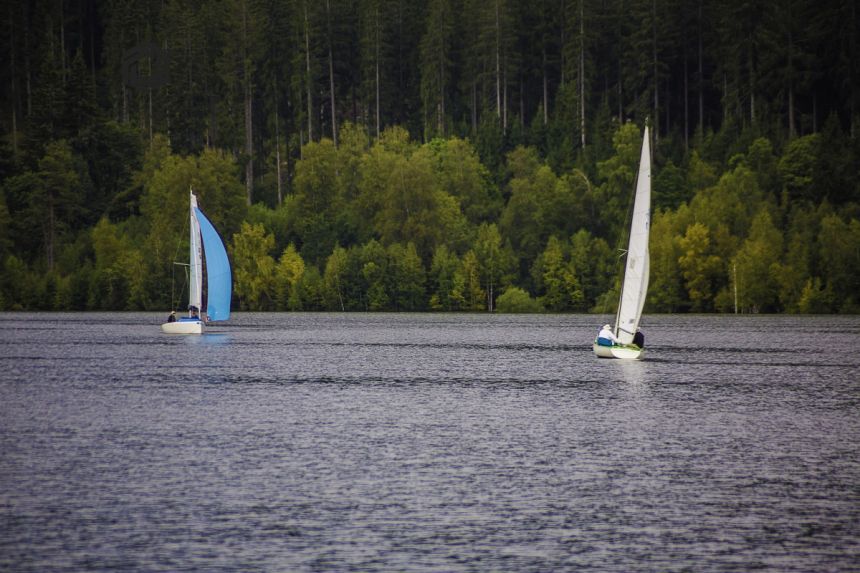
[1,312,858,572]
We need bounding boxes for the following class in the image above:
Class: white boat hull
[161,320,203,334]
[593,342,644,360]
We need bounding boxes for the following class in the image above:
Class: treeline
[0,0,859,313]
[2,121,859,313]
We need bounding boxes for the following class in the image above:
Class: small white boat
[593,343,644,360]
[593,125,651,360]
[162,317,204,335]
[162,191,232,334]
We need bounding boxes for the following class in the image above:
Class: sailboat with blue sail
[162,191,232,334]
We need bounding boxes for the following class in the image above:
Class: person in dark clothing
[167,311,176,323]
[633,328,645,348]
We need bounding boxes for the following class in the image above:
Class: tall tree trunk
[542,46,548,124]
[618,55,622,123]
[750,85,755,125]
[397,0,404,126]
[788,87,795,137]
[698,0,703,142]
[503,52,508,129]
[274,77,283,205]
[46,194,55,271]
[243,1,253,205]
[89,2,96,91]
[149,85,153,144]
[299,122,304,160]
[652,0,658,143]
[326,0,337,146]
[852,1,857,138]
[165,37,173,145]
[148,48,153,144]
[187,30,195,144]
[9,3,18,156]
[579,0,585,147]
[136,29,143,134]
[275,114,283,205]
[495,0,501,121]
[560,0,566,85]
[788,14,795,138]
[304,2,313,143]
[665,76,670,134]
[748,39,755,124]
[327,41,337,146]
[684,37,689,149]
[520,78,524,129]
[11,99,17,157]
[49,23,57,134]
[472,80,477,133]
[439,1,446,136]
[375,4,380,137]
[244,93,253,206]
[77,0,83,55]
[25,6,31,118]
[60,3,66,86]
[121,31,127,122]
[812,91,817,132]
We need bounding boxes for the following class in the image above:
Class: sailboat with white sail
[593,125,651,359]
[162,191,232,334]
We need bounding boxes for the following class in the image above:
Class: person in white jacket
[597,324,620,346]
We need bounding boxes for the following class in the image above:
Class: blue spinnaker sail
[194,207,232,321]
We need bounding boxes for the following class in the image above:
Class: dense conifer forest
[1,0,859,313]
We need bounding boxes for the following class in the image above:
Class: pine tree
[419,0,455,138]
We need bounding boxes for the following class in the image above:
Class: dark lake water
[1,312,859,572]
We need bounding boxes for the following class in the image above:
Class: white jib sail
[615,126,651,344]
[188,191,203,315]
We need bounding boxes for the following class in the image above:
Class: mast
[188,190,203,316]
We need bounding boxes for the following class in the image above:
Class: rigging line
[171,262,190,311]
[169,213,191,310]
[172,214,190,266]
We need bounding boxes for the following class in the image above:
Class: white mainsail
[614,126,651,344]
[188,192,203,314]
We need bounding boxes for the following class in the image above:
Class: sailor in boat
[167,311,176,323]
[596,324,621,347]
[633,328,644,348]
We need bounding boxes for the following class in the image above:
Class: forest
[0,0,859,314]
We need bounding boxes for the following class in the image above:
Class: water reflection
[616,358,647,385]
[194,332,231,345]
